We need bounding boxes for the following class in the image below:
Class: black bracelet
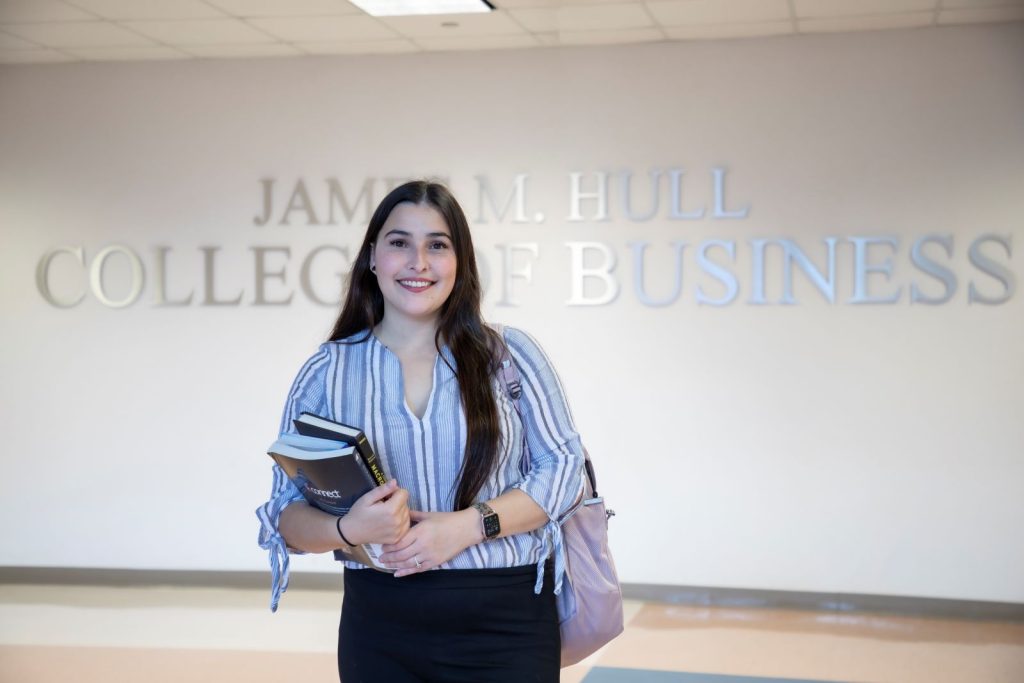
[336,516,355,547]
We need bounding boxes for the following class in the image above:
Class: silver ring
[414,556,422,568]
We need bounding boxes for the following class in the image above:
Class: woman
[257,180,584,682]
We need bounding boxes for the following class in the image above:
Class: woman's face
[370,201,457,326]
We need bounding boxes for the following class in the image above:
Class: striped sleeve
[255,345,332,612]
[504,327,585,519]
[503,327,586,595]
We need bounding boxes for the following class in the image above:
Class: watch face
[483,514,500,539]
[475,503,501,539]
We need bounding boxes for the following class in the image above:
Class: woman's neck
[373,315,440,355]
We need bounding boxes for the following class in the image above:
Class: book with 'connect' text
[266,415,392,571]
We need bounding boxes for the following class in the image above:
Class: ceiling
[1,0,1022,64]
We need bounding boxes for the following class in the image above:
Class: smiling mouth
[398,279,435,292]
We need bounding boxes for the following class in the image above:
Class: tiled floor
[1,583,1022,682]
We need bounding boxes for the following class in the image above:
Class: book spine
[356,435,388,487]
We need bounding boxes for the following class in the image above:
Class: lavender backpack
[495,327,624,667]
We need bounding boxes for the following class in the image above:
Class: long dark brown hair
[329,180,502,511]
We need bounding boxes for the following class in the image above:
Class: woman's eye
[430,241,450,250]
[388,239,406,248]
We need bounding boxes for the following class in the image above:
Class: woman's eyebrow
[382,229,451,239]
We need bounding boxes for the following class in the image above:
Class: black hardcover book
[294,412,388,487]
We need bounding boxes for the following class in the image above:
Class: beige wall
[1,22,1021,601]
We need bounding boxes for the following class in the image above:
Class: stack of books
[267,413,391,570]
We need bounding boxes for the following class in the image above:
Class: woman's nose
[408,246,428,270]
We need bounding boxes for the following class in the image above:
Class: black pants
[338,564,560,683]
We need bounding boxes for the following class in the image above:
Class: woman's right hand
[339,480,410,546]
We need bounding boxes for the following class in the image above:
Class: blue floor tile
[581,668,847,683]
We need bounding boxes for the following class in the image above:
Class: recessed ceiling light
[349,0,493,17]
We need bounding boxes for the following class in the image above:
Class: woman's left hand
[379,508,480,577]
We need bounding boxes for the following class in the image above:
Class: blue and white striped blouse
[256,325,585,611]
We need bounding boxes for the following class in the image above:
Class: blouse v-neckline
[370,333,442,422]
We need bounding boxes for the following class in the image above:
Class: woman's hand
[379,508,481,577]
[339,480,411,546]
